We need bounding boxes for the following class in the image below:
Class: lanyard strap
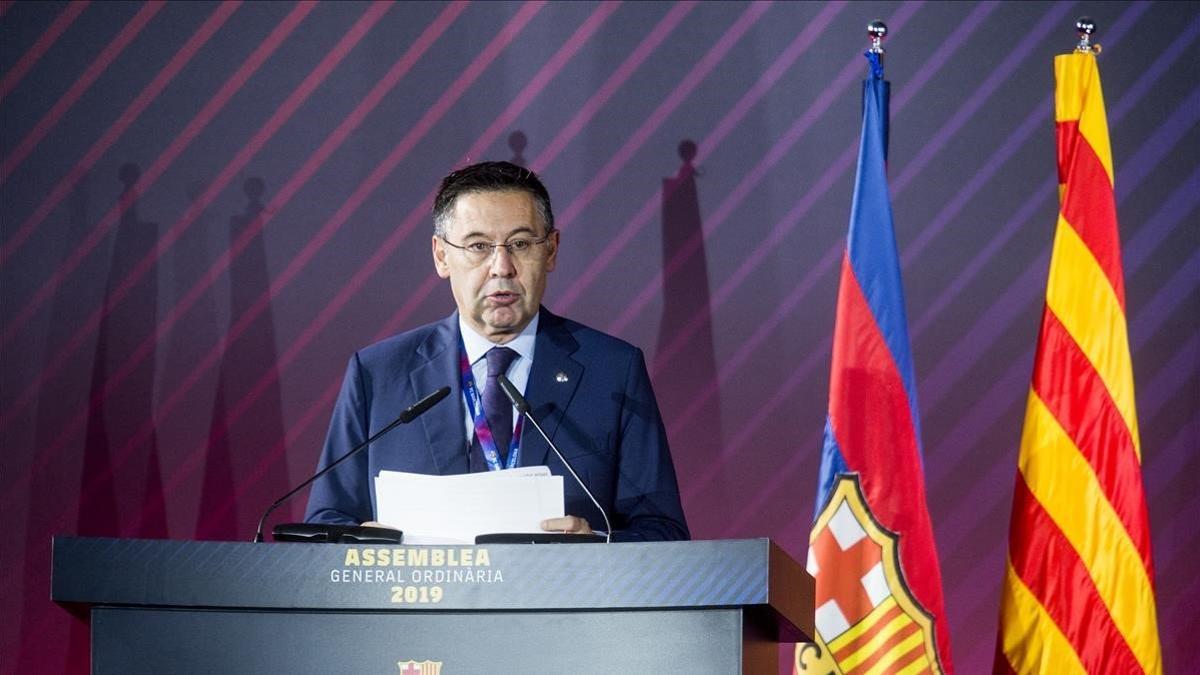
[459,339,522,471]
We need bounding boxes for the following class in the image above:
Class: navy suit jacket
[303,309,689,542]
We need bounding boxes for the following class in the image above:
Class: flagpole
[866,20,886,78]
[1075,16,1101,54]
[867,19,887,57]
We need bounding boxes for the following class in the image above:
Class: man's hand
[359,521,398,530]
[540,516,594,535]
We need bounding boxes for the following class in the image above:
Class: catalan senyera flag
[994,51,1162,674]
[793,52,953,675]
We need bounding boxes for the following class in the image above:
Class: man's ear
[544,229,560,272]
[432,235,451,278]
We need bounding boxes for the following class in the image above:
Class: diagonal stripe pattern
[1,4,1195,672]
[0,1,167,185]
[0,0,90,103]
[995,51,1162,675]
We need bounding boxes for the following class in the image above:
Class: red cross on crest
[810,519,883,625]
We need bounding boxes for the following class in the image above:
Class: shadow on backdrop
[20,168,99,674]
[654,141,725,533]
[196,177,288,540]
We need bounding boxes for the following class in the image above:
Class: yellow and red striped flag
[994,49,1162,674]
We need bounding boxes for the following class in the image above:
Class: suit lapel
[411,313,469,474]
[520,309,582,467]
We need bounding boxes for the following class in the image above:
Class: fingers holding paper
[359,521,398,529]
[541,515,594,535]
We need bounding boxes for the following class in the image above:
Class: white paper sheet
[374,466,564,544]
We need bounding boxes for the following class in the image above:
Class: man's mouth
[488,291,519,305]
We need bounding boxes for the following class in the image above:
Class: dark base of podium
[92,606,779,674]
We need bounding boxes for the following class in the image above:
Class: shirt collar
[458,312,539,365]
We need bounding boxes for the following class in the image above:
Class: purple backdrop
[2,2,1196,672]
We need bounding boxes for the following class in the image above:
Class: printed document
[374,466,564,544]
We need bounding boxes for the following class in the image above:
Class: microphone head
[495,374,530,413]
[399,386,451,423]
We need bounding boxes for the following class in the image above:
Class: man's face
[432,190,558,344]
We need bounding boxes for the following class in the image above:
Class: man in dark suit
[304,161,688,541]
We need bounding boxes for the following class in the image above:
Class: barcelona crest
[398,660,442,675]
[796,475,943,675]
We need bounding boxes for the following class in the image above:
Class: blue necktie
[483,347,518,465]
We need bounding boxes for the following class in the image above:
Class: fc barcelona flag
[794,47,953,674]
[994,47,1162,674]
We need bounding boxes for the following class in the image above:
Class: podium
[52,536,813,674]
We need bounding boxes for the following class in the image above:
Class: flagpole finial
[867,20,887,54]
[1075,17,1102,54]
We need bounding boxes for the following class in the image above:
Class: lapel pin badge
[555,371,569,383]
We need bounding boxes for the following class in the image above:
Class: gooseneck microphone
[253,385,451,542]
[496,374,612,543]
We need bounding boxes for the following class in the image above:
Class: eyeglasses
[440,234,552,265]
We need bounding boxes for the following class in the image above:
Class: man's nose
[488,244,517,276]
